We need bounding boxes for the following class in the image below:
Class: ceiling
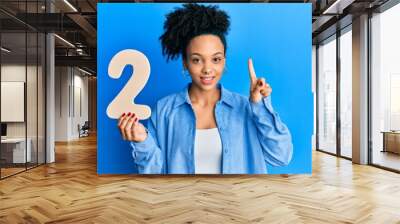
[0,0,394,76]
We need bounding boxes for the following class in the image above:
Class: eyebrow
[190,52,224,57]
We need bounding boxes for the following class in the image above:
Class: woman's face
[184,34,226,91]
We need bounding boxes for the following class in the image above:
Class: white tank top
[194,128,222,174]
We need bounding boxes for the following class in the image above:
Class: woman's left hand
[248,58,272,103]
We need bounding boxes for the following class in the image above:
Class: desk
[1,138,31,163]
[381,131,400,154]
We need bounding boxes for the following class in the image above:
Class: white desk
[1,138,31,163]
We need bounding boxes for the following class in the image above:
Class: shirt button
[224,149,228,153]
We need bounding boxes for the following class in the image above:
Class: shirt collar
[173,83,235,109]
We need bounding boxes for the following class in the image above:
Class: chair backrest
[82,121,90,129]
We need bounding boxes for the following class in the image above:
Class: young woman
[118,3,293,174]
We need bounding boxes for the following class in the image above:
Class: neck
[188,84,221,106]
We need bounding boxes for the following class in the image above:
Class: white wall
[1,65,26,139]
[72,73,89,138]
[55,66,69,141]
[1,65,38,138]
[54,66,89,141]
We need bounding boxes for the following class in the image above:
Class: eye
[191,58,200,64]
[212,57,223,64]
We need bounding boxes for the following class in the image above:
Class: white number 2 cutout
[106,49,151,120]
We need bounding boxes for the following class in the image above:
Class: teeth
[201,77,214,80]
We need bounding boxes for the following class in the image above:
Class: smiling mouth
[199,76,216,85]
[200,76,215,81]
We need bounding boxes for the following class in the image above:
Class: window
[317,35,337,154]
[371,2,400,171]
[0,0,47,179]
[339,27,352,158]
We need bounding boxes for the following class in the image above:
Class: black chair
[78,121,90,138]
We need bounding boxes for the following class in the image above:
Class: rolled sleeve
[130,132,162,174]
[250,96,288,134]
[250,96,293,166]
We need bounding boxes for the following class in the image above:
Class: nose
[202,62,213,75]
[202,68,212,75]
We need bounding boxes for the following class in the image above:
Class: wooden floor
[0,167,26,178]
[1,135,400,223]
[1,163,45,178]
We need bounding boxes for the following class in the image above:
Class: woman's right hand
[118,112,148,142]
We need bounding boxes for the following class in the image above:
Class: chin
[201,85,217,91]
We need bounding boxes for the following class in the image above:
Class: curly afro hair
[160,3,230,61]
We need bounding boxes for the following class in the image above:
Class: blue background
[98,3,312,174]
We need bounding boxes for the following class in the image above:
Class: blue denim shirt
[130,84,293,174]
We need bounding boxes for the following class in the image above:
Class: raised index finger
[248,58,257,85]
